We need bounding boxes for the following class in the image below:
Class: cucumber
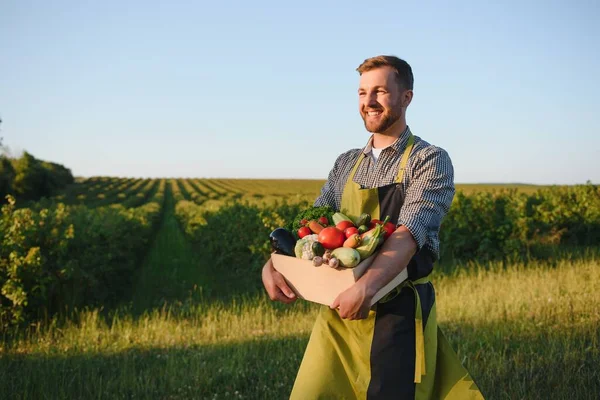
[332,212,353,226]
[356,224,385,259]
[355,213,371,227]
[312,242,325,257]
[331,247,361,268]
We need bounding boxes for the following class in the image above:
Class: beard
[361,105,402,134]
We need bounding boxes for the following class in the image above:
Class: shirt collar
[362,126,412,155]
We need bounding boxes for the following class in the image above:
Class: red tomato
[365,220,396,240]
[300,219,308,226]
[298,226,312,238]
[382,222,396,239]
[318,227,345,249]
[336,220,355,232]
[318,216,329,226]
[343,227,359,239]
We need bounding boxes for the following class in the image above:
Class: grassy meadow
[1,179,598,399]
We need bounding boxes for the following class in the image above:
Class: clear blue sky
[1,0,598,184]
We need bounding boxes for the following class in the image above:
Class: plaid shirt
[314,126,455,259]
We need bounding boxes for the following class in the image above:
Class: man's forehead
[358,66,396,88]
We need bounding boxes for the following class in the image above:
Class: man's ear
[402,89,413,108]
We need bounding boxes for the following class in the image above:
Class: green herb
[287,205,335,234]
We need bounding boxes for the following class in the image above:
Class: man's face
[358,66,408,134]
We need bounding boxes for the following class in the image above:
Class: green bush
[0,196,160,328]
[2,180,597,328]
[3,152,74,202]
[173,184,599,293]
[439,183,600,262]
[174,199,306,296]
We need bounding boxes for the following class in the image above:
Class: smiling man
[262,55,484,399]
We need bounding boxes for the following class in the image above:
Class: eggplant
[269,228,297,256]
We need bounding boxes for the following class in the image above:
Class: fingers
[266,284,295,303]
[272,290,297,304]
[332,300,368,320]
[273,272,296,300]
[263,266,296,304]
[330,295,340,310]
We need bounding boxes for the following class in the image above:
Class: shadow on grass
[441,321,600,400]
[126,191,282,317]
[0,334,309,400]
[2,318,599,400]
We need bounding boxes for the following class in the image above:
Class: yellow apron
[290,134,485,399]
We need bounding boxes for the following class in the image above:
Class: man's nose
[366,92,378,107]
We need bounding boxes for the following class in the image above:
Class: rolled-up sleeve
[397,146,455,256]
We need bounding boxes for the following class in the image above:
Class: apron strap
[347,153,365,184]
[379,274,430,383]
[395,133,415,183]
[346,133,414,187]
[408,275,429,383]
[340,154,368,220]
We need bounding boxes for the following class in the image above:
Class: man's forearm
[356,225,417,299]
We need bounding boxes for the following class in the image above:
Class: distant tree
[0,117,16,198]
[8,152,74,201]
[40,161,74,194]
[0,155,15,199]
[0,117,10,157]
[11,152,46,200]
[0,118,74,201]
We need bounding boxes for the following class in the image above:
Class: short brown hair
[356,55,414,90]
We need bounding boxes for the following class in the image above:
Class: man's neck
[372,120,407,148]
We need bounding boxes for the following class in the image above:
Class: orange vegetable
[308,220,324,234]
[343,233,362,248]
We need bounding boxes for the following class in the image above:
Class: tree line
[1,135,74,201]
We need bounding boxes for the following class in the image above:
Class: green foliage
[170,180,600,295]
[2,177,599,331]
[11,152,45,200]
[39,160,74,196]
[0,155,16,199]
[440,183,600,262]
[0,195,162,328]
[4,151,74,202]
[287,205,335,232]
[172,197,305,298]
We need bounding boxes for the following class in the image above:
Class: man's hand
[261,258,297,304]
[330,282,373,320]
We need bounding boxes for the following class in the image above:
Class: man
[262,55,484,399]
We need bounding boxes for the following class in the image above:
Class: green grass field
[2,257,598,399]
[1,179,598,399]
